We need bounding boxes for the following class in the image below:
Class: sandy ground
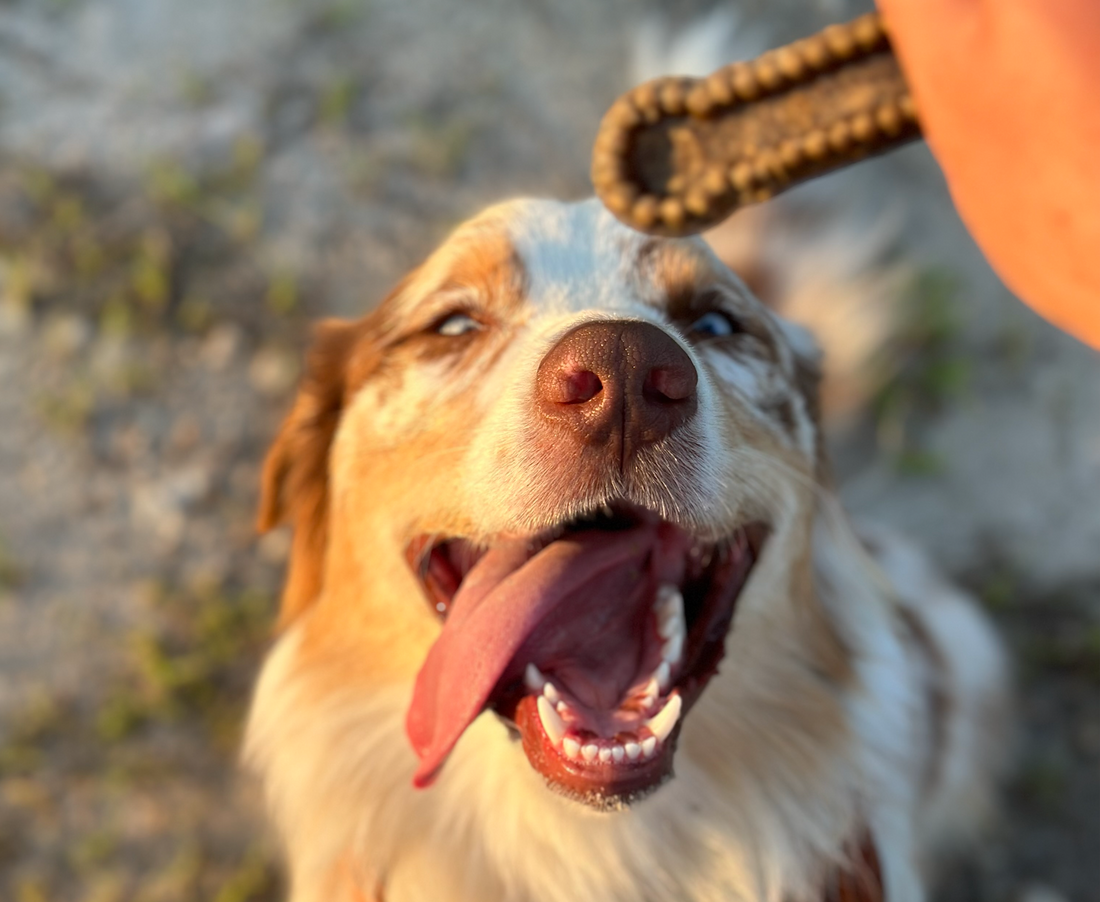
[0,0,1096,900]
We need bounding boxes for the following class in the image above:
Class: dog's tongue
[407,520,677,787]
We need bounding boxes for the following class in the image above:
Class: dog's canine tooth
[525,663,546,693]
[581,743,599,763]
[654,661,671,691]
[655,589,682,646]
[661,632,684,665]
[655,584,684,639]
[655,582,680,605]
[563,737,581,759]
[543,682,561,705]
[598,747,613,763]
[537,695,567,746]
[641,736,658,758]
[643,693,682,743]
[624,741,641,761]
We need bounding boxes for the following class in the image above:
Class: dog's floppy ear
[257,316,370,628]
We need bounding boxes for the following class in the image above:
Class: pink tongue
[407,522,670,787]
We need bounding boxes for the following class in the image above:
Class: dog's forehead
[462,197,717,316]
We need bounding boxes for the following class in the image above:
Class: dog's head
[259,198,845,812]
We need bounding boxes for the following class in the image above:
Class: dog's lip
[404,505,767,804]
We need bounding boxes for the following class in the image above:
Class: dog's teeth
[543,682,561,705]
[581,743,599,762]
[598,747,612,763]
[655,661,671,691]
[556,700,569,716]
[611,745,625,763]
[537,695,567,746]
[661,632,684,664]
[525,664,546,693]
[642,736,658,758]
[644,692,682,743]
[625,741,641,761]
[657,615,681,640]
[655,585,684,639]
[641,677,660,701]
[563,736,581,759]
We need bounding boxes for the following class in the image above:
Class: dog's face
[260,198,844,813]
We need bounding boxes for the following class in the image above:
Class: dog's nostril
[644,365,696,404]
[560,369,603,405]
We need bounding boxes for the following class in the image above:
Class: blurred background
[0,0,1096,899]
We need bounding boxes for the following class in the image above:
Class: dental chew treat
[592,12,921,236]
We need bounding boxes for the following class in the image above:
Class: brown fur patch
[637,241,783,367]
[258,230,527,628]
[258,314,385,627]
[439,228,528,313]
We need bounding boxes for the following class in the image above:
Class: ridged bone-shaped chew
[592,12,921,237]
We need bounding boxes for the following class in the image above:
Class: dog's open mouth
[405,503,766,809]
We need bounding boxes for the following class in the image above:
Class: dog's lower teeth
[537,695,567,746]
[644,692,682,743]
[530,625,681,768]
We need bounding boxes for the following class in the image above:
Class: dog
[245,198,1008,902]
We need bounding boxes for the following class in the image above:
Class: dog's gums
[406,503,767,809]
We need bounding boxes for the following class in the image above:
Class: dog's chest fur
[245,199,1008,902]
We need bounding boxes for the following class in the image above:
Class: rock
[131,466,212,550]
[248,345,299,397]
[166,415,202,454]
[0,298,33,338]
[40,313,92,360]
[200,323,243,372]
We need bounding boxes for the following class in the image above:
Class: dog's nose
[536,321,697,464]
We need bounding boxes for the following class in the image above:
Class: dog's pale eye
[435,313,484,337]
[688,310,740,338]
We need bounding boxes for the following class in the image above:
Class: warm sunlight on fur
[245,198,1008,902]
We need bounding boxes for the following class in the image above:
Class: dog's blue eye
[689,311,739,338]
[435,313,483,337]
